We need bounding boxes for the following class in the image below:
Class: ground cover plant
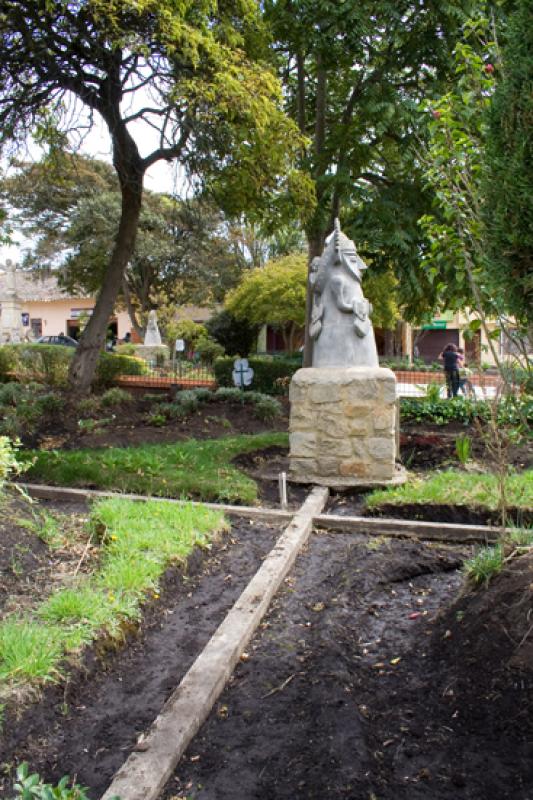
[400,394,532,426]
[8,762,102,800]
[0,495,226,707]
[22,433,288,504]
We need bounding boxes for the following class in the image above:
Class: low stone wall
[289,367,402,487]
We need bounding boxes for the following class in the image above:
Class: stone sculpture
[288,220,403,488]
[310,219,378,368]
[143,310,162,346]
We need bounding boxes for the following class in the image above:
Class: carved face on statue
[333,224,368,283]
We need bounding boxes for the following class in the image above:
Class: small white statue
[143,310,162,346]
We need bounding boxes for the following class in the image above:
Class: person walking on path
[457,347,475,397]
[440,343,460,398]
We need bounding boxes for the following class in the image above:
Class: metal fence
[115,360,503,399]
[117,359,216,392]
[394,369,502,399]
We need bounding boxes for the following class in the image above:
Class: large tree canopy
[263,0,475,361]
[3,153,246,338]
[0,0,312,390]
[225,253,307,352]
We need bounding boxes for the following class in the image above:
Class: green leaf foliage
[483,0,533,326]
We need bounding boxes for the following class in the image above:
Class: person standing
[440,343,460,398]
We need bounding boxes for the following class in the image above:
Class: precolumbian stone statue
[310,219,378,368]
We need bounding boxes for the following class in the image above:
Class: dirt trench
[158,532,533,800]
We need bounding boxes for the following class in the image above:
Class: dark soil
[159,534,533,800]
[35,396,288,452]
[327,491,531,526]
[0,495,90,616]
[0,508,284,798]
[232,446,310,509]
[400,424,532,472]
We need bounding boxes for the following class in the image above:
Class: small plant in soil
[75,397,101,418]
[146,412,167,427]
[9,762,118,800]
[464,526,533,585]
[455,434,472,465]
[100,387,133,409]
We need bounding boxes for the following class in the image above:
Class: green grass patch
[366,469,533,512]
[23,432,288,504]
[0,497,226,697]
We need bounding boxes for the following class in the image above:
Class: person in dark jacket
[440,343,460,398]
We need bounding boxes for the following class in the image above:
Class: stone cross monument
[289,220,403,487]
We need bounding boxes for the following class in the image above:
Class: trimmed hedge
[214,355,302,395]
[0,344,147,388]
[94,351,148,388]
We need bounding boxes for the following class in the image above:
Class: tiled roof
[0,270,87,302]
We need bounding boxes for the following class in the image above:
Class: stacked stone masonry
[289,367,399,486]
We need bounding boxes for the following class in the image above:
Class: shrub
[94,352,148,389]
[146,412,166,426]
[35,392,63,415]
[175,389,199,414]
[0,346,16,382]
[9,344,72,388]
[191,387,213,402]
[214,356,300,395]
[100,387,133,408]
[206,309,259,357]
[0,437,21,489]
[0,382,26,406]
[214,386,245,402]
[252,395,283,422]
[400,395,532,427]
[76,397,101,417]
[157,402,187,420]
[194,336,225,365]
[115,343,137,356]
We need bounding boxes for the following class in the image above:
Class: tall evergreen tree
[484,0,533,329]
[263,0,476,361]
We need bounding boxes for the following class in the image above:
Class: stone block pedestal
[289,367,405,487]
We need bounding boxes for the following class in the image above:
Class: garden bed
[0,496,285,797]
[156,532,533,800]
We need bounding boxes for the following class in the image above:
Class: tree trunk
[302,56,328,369]
[122,276,144,340]
[384,329,395,357]
[69,169,143,392]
